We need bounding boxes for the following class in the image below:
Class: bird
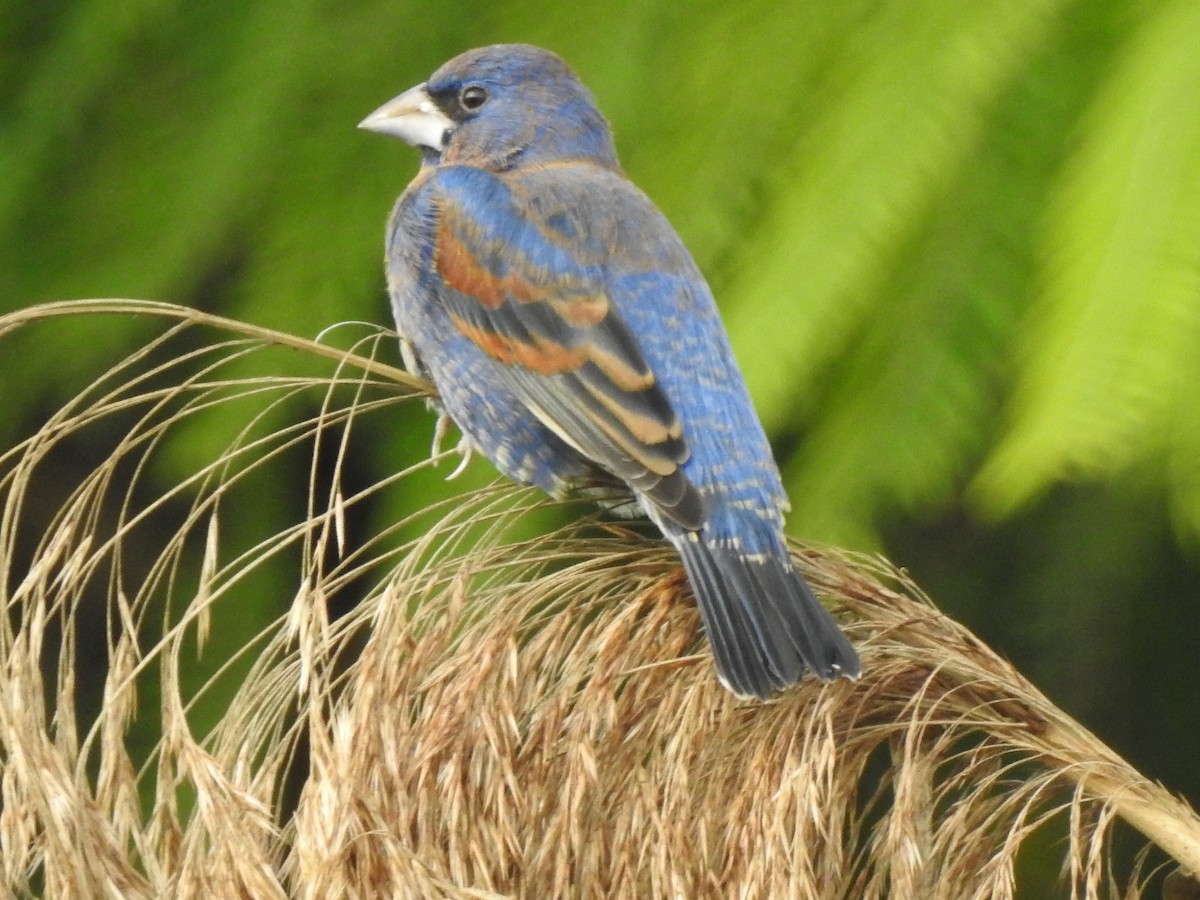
[359,44,860,697]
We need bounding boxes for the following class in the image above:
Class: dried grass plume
[2,300,1199,898]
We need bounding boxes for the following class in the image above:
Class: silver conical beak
[358,83,453,150]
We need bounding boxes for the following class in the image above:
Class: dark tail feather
[674,537,860,698]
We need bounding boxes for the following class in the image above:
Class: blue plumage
[361,44,859,696]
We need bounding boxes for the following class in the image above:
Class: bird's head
[359,44,619,172]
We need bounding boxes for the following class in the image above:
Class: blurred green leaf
[720,0,1064,434]
[974,0,1200,522]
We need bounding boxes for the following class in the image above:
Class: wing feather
[430,167,703,528]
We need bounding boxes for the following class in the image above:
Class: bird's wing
[420,165,704,529]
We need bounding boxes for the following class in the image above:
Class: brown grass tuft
[2,300,1199,898]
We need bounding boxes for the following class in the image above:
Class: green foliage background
[3,0,1199,887]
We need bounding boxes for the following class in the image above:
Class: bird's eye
[458,85,489,112]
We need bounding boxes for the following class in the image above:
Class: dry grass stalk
[1,300,1199,898]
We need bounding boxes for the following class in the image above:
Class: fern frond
[975,0,1200,522]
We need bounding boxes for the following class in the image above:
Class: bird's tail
[674,536,860,698]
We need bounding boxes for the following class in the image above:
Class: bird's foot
[430,410,453,458]
[445,436,473,480]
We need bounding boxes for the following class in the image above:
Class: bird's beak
[358,83,453,150]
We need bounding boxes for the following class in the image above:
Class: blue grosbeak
[360,44,859,697]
